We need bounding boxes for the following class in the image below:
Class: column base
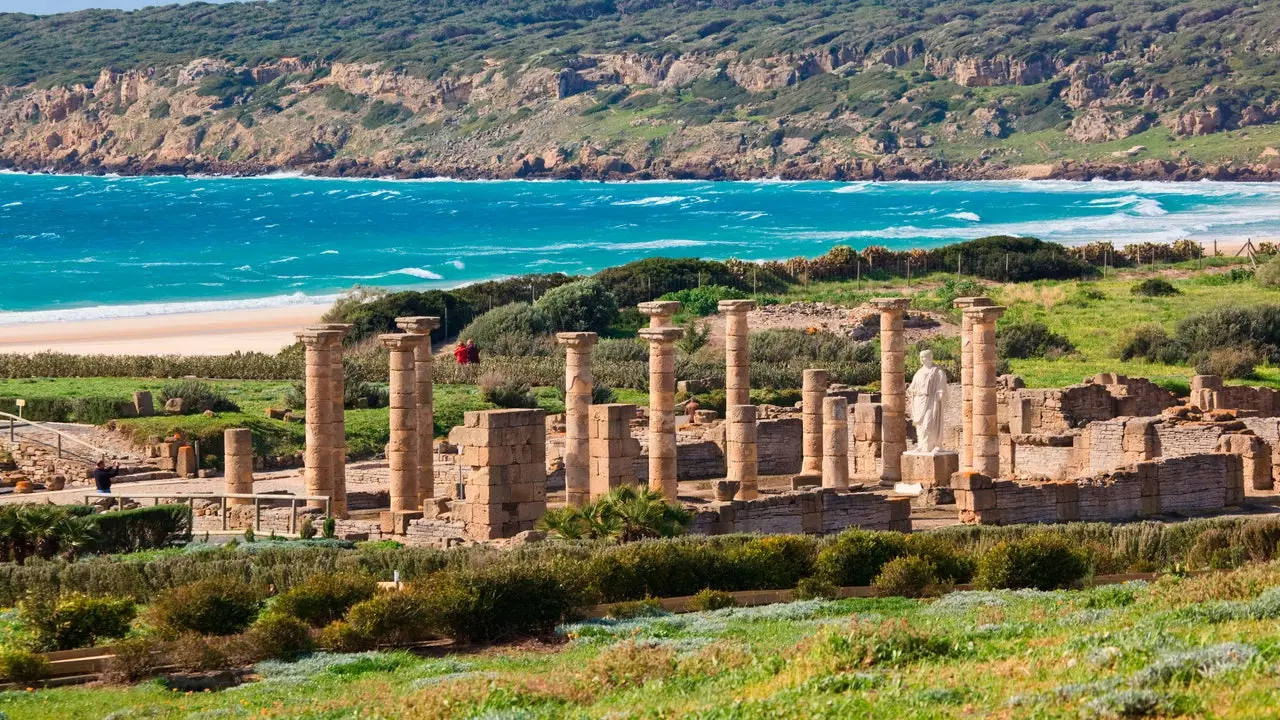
[902,449,960,488]
[380,510,423,536]
[791,472,822,490]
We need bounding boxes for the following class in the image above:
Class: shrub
[794,576,841,600]
[159,380,239,413]
[419,562,575,643]
[246,614,314,661]
[477,370,538,408]
[1119,324,1188,364]
[660,285,748,317]
[974,534,1089,590]
[21,592,137,651]
[583,639,677,689]
[689,588,738,611]
[1194,346,1261,380]
[318,620,376,652]
[342,589,434,647]
[818,618,956,668]
[1175,305,1280,363]
[678,320,711,355]
[90,504,192,554]
[997,321,1075,359]
[537,485,693,542]
[362,100,412,129]
[323,86,364,112]
[814,529,908,587]
[459,302,554,348]
[148,578,260,636]
[1256,256,1280,288]
[0,648,50,683]
[596,257,785,308]
[606,598,666,619]
[1132,277,1180,297]
[1186,528,1244,570]
[325,288,474,344]
[101,635,157,684]
[534,278,619,333]
[872,556,940,598]
[299,517,316,540]
[270,572,378,627]
[903,533,975,583]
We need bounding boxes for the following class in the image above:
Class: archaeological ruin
[92,294,1280,545]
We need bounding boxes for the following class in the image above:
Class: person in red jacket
[454,341,469,365]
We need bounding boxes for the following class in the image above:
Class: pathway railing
[83,491,332,536]
[0,411,108,466]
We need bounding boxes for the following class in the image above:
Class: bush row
[0,504,191,565]
[5,517,1272,610]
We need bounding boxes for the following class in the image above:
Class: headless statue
[907,349,948,452]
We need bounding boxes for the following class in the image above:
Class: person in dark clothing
[466,339,480,364]
[93,460,119,494]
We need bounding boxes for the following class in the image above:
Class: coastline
[0,304,328,356]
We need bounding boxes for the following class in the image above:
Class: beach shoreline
[0,304,328,356]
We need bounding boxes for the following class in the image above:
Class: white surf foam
[946,211,981,222]
[613,196,687,207]
[0,292,341,326]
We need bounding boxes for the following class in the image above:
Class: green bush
[270,572,377,627]
[997,320,1075,359]
[534,278,619,333]
[605,597,666,619]
[362,100,412,129]
[1118,324,1188,364]
[324,288,475,345]
[1256,256,1280,288]
[1194,346,1261,380]
[1185,528,1244,570]
[459,302,553,347]
[814,529,908,587]
[148,578,260,636]
[1132,277,1180,297]
[246,614,314,661]
[659,285,748,317]
[21,592,137,651]
[903,533,974,583]
[323,86,364,113]
[90,505,192,554]
[341,589,434,647]
[871,556,940,598]
[478,370,538,408]
[595,257,785,309]
[974,534,1090,590]
[318,620,374,652]
[0,648,50,683]
[101,635,157,684]
[688,587,738,611]
[418,562,575,643]
[159,380,239,413]
[793,576,840,600]
[1176,306,1280,363]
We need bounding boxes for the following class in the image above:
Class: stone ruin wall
[956,451,1245,526]
[687,488,911,536]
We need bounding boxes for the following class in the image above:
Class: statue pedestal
[902,449,959,488]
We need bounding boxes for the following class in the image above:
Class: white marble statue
[907,349,948,453]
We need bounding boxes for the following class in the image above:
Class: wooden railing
[84,491,332,536]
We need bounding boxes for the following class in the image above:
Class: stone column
[872,298,911,486]
[395,316,441,506]
[726,404,759,500]
[719,299,756,408]
[639,326,684,502]
[800,369,830,478]
[380,333,426,513]
[296,328,344,514]
[638,300,681,328]
[953,297,994,471]
[557,331,598,506]
[822,396,850,490]
[223,428,254,505]
[965,305,1006,478]
[309,323,352,517]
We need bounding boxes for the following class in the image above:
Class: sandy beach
[0,304,328,356]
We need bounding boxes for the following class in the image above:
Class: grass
[8,565,1280,718]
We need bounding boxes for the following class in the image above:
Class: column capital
[962,305,1007,323]
[307,323,353,337]
[395,316,442,333]
[718,299,757,314]
[953,296,995,310]
[871,297,911,312]
[638,327,684,344]
[638,301,681,322]
[295,328,345,349]
[803,368,831,385]
[379,332,428,350]
[556,331,599,350]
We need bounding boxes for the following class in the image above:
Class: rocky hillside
[5,0,1280,179]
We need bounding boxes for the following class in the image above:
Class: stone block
[176,445,197,478]
[133,390,154,417]
[902,450,958,488]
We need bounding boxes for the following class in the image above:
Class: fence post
[254,496,262,533]
[221,496,228,532]
[57,435,62,459]
[289,498,297,535]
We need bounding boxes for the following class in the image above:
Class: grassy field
[7,564,1280,719]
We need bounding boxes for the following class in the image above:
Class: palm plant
[537,485,691,542]
[19,506,65,561]
[53,516,101,561]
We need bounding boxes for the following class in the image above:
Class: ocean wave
[1086,195,1167,216]
[832,183,872,194]
[0,292,340,325]
[612,196,687,207]
[2,202,22,208]
[269,256,299,264]
[448,259,465,269]
[946,211,981,222]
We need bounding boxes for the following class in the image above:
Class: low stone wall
[1009,434,1077,480]
[687,488,911,535]
[634,418,802,481]
[956,452,1244,525]
[1009,374,1176,434]
[1192,375,1280,416]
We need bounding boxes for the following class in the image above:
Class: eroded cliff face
[2,47,1279,182]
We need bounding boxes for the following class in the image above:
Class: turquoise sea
[3,173,1280,322]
